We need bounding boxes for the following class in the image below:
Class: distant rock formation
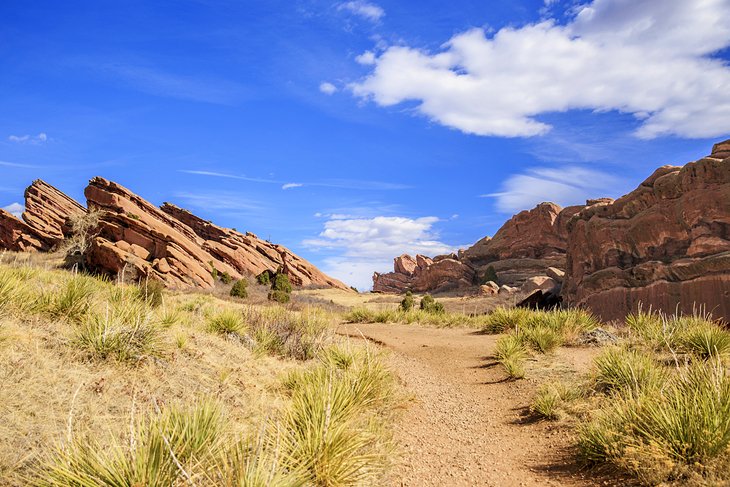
[563,141,730,322]
[161,203,349,289]
[0,180,85,251]
[372,202,588,294]
[1,177,349,291]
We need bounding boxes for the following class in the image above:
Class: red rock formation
[85,177,242,288]
[0,180,85,252]
[373,253,474,293]
[0,209,48,251]
[563,143,730,322]
[160,203,350,290]
[23,180,86,246]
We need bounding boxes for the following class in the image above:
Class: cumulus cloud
[2,202,24,218]
[319,82,337,95]
[304,215,458,289]
[8,133,47,144]
[338,1,384,22]
[483,166,624,213]
[351,0,730,139]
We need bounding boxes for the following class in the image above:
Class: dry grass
[0,261,397,486]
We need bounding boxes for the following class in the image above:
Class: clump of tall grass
[206,309,245,336]
[579,358,730,485]
[32,399,226,486]
[135,278,165,308]
[677,322,730,360]
[494,334,528,379]
[280,345,394,485]
[0,266,30,315]
[72,304,163,363]
[519,325,563,353]
[481,307,531,333]
[531,382,585,420]
[35,274,97,322]
[593,346,665,394]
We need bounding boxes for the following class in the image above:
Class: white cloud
[355,51,376,65]
[2,202,24,218]
[304,215,458,289]
[282,182,303,190]
[350,0,730,139]
[319,82,337,95]
[338,1,384,22]
[483,166,624,213]
[8,133,47,144]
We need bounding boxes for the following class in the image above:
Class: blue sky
[2,0,729,289]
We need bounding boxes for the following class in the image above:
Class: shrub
[271,273,292,294]
[220,271,233,285]
[481,265,499,285]
[256,271,271,286]
[481,307,530,334]
[521,325,563,353]
[42,275,97,322]
[350,286,359,293]
[135,278,164,308]
[207,309,245,335]
[244,307,330,360]
[531,382,584,420]
[268,290,290,304]
[344,307,375,323]
[399,291,415,312]
[229,279,248,299]
[420,294,444,314]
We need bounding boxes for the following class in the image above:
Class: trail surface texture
[338,323,618,487]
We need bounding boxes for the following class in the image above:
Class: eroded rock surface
[563,143,730,322]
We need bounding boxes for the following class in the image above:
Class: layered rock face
[85,177,242,288]
[373,254,475,293]
[0,180,85,251]
[563,143,730,322]
[161,203,349,290]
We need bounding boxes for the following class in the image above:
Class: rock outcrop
[563,142,730,322]
[0,180,85,252]
[161,203,350,290]
[373,201,587,294]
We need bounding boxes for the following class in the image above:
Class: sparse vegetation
[493,334,528,379]
[256,271,271,285]
[419,294,445,314]
[206,309,245,336]
[399,290,415,312]
[220,271,233,285]
[135,278,164,307]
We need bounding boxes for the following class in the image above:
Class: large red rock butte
[562,141,730,322]
[0,180,86,252]
[0,177,349,291]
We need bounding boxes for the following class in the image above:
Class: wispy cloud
[173,191,264,212]
[100,64,249,105]
[482,166,625,213]
[1,202,24,218]
[304,215,459,289]
[319,82,337,95]
[0,160,38,168]
[180,170,410,191]
[8,133,47,144]
[282,182,303,190]
[338,1,385,22]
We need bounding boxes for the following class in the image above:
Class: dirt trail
[338,323,612,487]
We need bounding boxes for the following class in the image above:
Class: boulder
[393,254,418,276]
[480,281,500,295]
[498,284,518,294]
[0,209,48,251]
[521,276,558,294]
[517,290,562,310]
[22,179,86,246]
[545,267,565,282]
[160,203,349,290]
[563,142,730,322]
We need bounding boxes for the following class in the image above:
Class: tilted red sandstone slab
[563,143,730,322]
[0,209,48,251]
[85,177,241,288]
[160,203,350,290]
[23,179,86,246]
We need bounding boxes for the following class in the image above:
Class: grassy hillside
[0,258,398,486]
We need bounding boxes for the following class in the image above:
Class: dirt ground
[337,322,626,487]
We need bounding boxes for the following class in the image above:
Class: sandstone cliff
[563,142,730,322]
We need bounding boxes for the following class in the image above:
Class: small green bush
[230,279,248,299]
[272,273,292,294]
[481,265,499,285]
[420,294,444,314]
[256,271,271,285]
[399,291,415,312]
[220,271,233,285]
[268,290,291,304]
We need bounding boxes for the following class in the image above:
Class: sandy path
[338,323,613,487]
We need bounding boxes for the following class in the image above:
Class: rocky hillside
[374,140,730,322]
[0,177,349,291]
